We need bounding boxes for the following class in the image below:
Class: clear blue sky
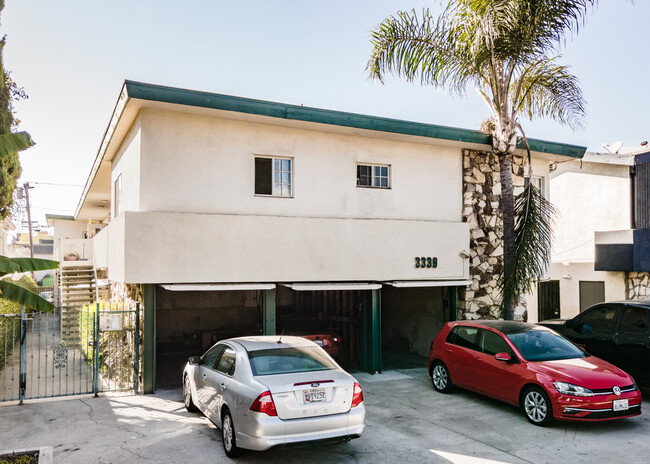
[3,0,649,224]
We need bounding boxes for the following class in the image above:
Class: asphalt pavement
[1,367,649,463]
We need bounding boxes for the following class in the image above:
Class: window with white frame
[113,174,122,217]
[357,164,390,188]
[255,156,292,197]
[530,176,545,195]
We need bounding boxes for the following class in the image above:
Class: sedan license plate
[304,388,326,404]
[613,399,629,411]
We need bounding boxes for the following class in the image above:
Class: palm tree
[368,0,593,319]
[0,131,59,312]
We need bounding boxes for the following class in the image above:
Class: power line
[30,181,84,188]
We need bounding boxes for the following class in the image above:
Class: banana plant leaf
[0,279,55,312]
[0,132,35,157]
[9,257,60,272]
[0,255,21,275]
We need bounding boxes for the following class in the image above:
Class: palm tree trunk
[499,151,516,320]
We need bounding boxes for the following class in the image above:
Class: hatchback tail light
[351,382,363,407]
[250,390,278,416]
[333,337,342,343]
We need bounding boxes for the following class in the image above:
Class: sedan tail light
[250,390,278,416]
[351,382,363,407]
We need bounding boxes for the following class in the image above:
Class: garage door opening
[276,285,364,369]
[381,286,451,369]
[155,286,263,388]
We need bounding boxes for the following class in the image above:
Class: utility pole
[23,182,35,278]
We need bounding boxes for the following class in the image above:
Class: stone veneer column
[626,272,650,300]
[458,149,526,320]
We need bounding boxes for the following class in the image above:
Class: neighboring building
[530,152,633,322]
[595,148,650,302]
[48,81,584,392]
[8,229,56,286]
[0,217,14,256]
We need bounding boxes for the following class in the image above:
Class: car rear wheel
[183,375,198,412]
[222,410,241,457]
[431,361,453,393]
[522,386,553,426]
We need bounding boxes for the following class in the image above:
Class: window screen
[255,157,272,195]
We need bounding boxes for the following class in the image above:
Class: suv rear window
[446,326,478,350]
[248,346,338,376]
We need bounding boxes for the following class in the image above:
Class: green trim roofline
[125,80,586,159]
[74,80,586,219]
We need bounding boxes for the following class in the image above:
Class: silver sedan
[182,335,366,457]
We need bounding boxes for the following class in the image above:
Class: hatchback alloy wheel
[523,387,552,426]
[431,362,453,393]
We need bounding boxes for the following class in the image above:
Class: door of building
[537,280,560,321]
[579,281,605,312]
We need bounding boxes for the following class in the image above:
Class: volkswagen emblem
[613,386,621,396]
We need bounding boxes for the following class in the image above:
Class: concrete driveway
[1,367,648,463]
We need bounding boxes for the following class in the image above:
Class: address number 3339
[414,257,438,269]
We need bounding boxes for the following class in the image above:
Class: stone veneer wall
[626,272,650,300]
[458,149,527,320]
[110,281,144,306]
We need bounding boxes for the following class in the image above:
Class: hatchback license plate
[613,399,628,411]
[313,340,323,346]
[304,388,326,403]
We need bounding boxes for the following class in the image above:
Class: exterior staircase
[59,263,96,347]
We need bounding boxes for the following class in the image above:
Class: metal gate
[1,303,140,404]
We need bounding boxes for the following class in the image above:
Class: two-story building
[48,81,585,392]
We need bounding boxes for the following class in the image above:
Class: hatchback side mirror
[494,352,512,362]
[188,356,201,365]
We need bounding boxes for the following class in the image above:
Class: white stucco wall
[137,109,463,222]
[104,211,469,284]
[551,163,630,264]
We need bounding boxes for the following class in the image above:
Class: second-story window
[114,174,122,217]
[255,156,292,197]
[357,164,390,188]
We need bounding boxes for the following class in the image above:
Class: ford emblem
[311,383,320,387]
[613,386,621,396]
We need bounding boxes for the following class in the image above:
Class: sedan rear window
[248,346,338,376]
[507,330,586,361]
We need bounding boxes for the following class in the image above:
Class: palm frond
[367,8,481,94]
[500,181,558,312]
[513,57,586,129]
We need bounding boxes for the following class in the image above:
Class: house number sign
[414,257,438,268]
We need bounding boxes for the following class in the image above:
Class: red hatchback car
[428,321,642,426]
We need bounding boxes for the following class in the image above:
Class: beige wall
[111,118,142,217]
[136,109,463,222]
[552,262,625,319]
[101,211,469,284]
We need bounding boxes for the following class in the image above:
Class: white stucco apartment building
[48,81,584,392]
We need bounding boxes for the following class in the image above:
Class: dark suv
[539,301,650,387]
